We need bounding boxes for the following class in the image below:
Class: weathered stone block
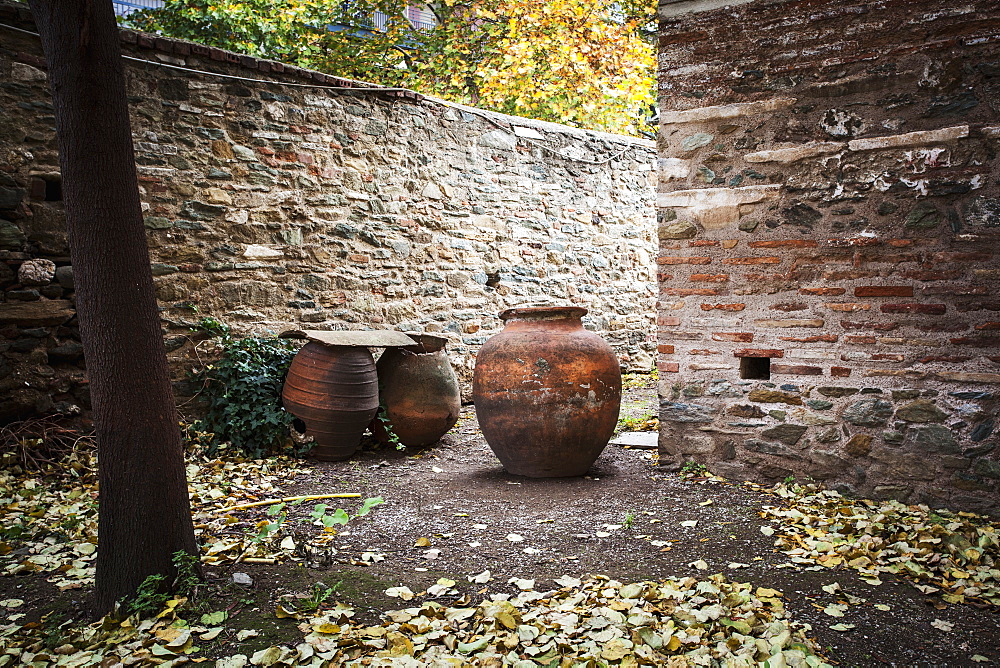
[746,438,801,458]
[659,401,717,423]
[181,200,227,220]
[0,221,27,250]
[660,98,795,125]
[815,427,842,444]
[727,404,766,418]
[963,197,1000,228]
[18,259,55,286]
[0,300,74,327]
[842,398,893,426]
[747,389,802,405]
[760,423,808,445]
[845,434,872,457]
[882,430,905,445]
[659,221,699,239]
[744,141,843,164]
[904,203,942,230]
[895,399,947,423]
[787,408,836,425]
[817,386,858,398]
[906,425,959,454]
[970,419,995,442]
[973,458,1000,480]
[952,472,988,491]
[0,186,25,210]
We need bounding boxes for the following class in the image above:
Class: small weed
[39,612,68,651]
[299,581,340,613]
[784,475,796,484]
[622,511,635,530]
[617,413,658,432]
[680,461,707,476]
[375,380,406,451]
[122,549,202,619]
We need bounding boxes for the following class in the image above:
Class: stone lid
[279,329,417,347]
[401,332,449,353]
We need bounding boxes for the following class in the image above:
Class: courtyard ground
[0,377,998,665]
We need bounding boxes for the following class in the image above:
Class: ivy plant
[190,318,303,458]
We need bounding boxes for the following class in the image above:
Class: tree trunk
[28,0,199,617]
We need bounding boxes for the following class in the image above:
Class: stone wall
[0,1,657,421]
[655,0,1000,513]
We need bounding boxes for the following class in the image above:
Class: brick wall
[0,2,657,422]
[656,0,1000,513]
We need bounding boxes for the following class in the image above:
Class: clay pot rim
[499,306,589,322]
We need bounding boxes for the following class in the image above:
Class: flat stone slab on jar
[280,329,417,348]
[610,431,659,449]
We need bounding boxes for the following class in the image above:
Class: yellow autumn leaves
[128,0,656,136]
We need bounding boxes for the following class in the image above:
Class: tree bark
[28,0,199,617]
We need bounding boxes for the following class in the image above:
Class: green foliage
[375,382,405,451]
[680,460,707,476]
[616,412,657,432]
[308,496,384,528]
[125,573,168,619]
[125,0,655,136]
[299,582,339,612]
[253,500,290,542]
[190,318,301,458]
[622,511,635,530]
[124,550,201,619]
[253,496,385,542]
[621,373,652,390]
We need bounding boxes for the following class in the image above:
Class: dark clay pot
[372,334,460,448]
[472,306,621,477]
[282,342,378,461]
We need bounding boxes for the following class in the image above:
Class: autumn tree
[127,0,655,136]
[28,0,199,616]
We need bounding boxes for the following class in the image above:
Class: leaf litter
[294,574,830,667]
[0,573,832,666]
[760,483,1000,607]
[3,412,998,665]
[0,449,834,665]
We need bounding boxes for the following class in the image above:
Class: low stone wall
[655,0,1000,513]
[0,2,657,421]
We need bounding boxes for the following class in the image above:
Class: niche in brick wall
[739,357,770,380]
[29,175,61,202]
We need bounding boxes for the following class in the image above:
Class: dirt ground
[3,379,999,665]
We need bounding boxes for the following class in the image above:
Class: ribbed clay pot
[372,334,461,448]
[282,342,378,461]
[472,306,621,477]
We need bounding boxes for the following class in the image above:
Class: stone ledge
[744,141,845,164]
[659,0,759,19]
[936,372,1000,384]
[656,184,781,208]
[847,125,969,152]
[660,98,796,125]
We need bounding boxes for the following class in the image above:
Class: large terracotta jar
[372,333,461,448]
[472,306,621,477]
[282,342,378,461]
